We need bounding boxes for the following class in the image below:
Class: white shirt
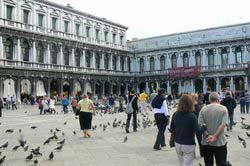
[152,100,169,117]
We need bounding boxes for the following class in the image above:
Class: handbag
[169,133,175,148]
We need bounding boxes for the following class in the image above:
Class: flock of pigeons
[0,108,156,166]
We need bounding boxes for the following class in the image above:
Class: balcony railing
[0,18,128,51]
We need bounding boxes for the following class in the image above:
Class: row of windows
[5,5,124,45]
[139,47,243,72]
[3,38,130,71]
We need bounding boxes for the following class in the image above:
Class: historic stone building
[128,23,250,96]
[0,0,131,101]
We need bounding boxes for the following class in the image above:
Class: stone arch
[63,46,70,66]
[207,78,216,91]
[160,55,165,71]
[139,82,146,93]
[207,49,214,66]
[120,56,125,71]
[50,80,58,97]
[104,53,109,70]
[171,53,177,68]
[63,81,70,97]
[85,50,91,68]
[73,80,82,96]
[4,37,14,60]
[235,76,244,91]
[195,51,201,66]
[221,48,228,66]
[171,81,179,96]
[183,52,189,67]
[104,81,111,96]
[95,52,101,69]
[36,41,45,63]
[139,58,144,72]
[50,43,58,64]
[221,77,230,90]
[85,80,92,93]
[112,82,118,95]
[75,48,81,67]
[150,56,155,71]
[4,78,15,98]
[195,79,203,93]
[120,83,126,96]
[36,80,46,97]
[149,81,157,93]
[95,81,102,97]
[160,82,167,91]
[21,39,30,61]
[235,46,242,64]
[21,79,31,95]
[112,55,117,70]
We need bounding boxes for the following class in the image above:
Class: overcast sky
[50,0,250,40]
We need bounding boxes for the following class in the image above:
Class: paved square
[0,105,250,166]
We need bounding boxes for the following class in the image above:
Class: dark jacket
[221,96,236,115]
[0,100,3,108]
[126,95,139,111]
[203,92,210,105]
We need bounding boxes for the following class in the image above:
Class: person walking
[38,98,43,115]
[245,90,250,114]
[62,96,69,114]
[192,94,204,157]
[139,90,148,116]
[240,94,245,114]
[49,97,56,114]
[221,92,236,131]
[203,88,211,105]
[75,94,95,138]
[151,88,169,150]
[170,94,206,166]
[0,98,3,117]
[11,95,17,110]
[108,94,115,112]
[198,92,228,166]
[125,90,139,133]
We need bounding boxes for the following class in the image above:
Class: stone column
[59,45,63,65]
[167,81,171,94]
[71,48,75,66]
[117,55,121,71]
[32,41,36,62]
[177,53,182,67]
[80,49,86,67]
[124,56,128,71]
[178,80,182,94]
[243,45,248,63]
[229,47,234,64]
[190,79,194,93]
[100,52,105,69]
[0,77,3,98]
[230,76,234,91]
[245,76,248,91]
[91,51,96,68]
[216,77,221,92]
[203,78,207,93]
[215,48,221,66]
[16,79,21,103]
[47,43,51,64]
[31,79,37,97]
[0,36,3,59]
[189,51,195,66]
[47,79,51,98]
[202,50,207,66]
[109,54,113,70]
[145,82,150,94]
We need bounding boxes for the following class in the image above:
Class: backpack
[125,96,136,114]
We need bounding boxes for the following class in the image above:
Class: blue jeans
[229,114,234,130]
[63,106,68,113]
[246,102,250,114]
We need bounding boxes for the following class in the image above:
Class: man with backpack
[125,90,139,133]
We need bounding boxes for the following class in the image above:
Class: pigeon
[19,137,27,147]
[49,152,54,160]
[123,136,128,143]
[238,136,245,142]
[23,144,29,152]
[33,146,40,152]
[0,156,6,165]
[50,129,53,133]
[30,126,37,129]
[241,117,246,121]
[43,138,51,145]
[75,116,78,119]
[242,140,247,148]
[225,134,230,138]
[33,159,38,165]
[57,139,65,145]
[0,151,1,155]
[12,145,20,151]
[5,129,14,133]
[19,129,22,133]
[64,122,67,125]
[62,132,65,136]
[73,131,76,135]
[199,163,203,166]
[54,144,63,151]
[246,132,250,138]
[0,142,8,149]
[26,153,33,160]
[55,128,61,132]
[32,148,42,156]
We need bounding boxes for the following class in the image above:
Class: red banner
[169,66,201,78]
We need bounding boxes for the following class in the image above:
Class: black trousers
[126,110,137,130]
[154,113,168,148]
[240,104,245,113]
[0,108,2,117]
[203,144,227,166]
[196,132,204,157]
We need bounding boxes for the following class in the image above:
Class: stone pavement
[0,105,250,166]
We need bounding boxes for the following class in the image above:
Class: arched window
[4,38,13,60]
[95,52,100,69]
[36,42,44,63]
[75,48,81,67]
[104,54,109,70]
[150,57,155,71]
[64,47,70,65]
[140,58,144,72]
[195,51,201,66]
[221,48,228,65]
[171,54,177,68]
[112,56,117,70]
[127,57,131,72]
[85,50,91,68]
[235,47,242,64]
[51,44,57,64]
[183,53,189,67]
[160,55,165,71]
[120,56,125,71]
[207,49,214,66]
[22,40,30,62]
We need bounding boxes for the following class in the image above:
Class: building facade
[128,23,250,96]
[0,0,132,101]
